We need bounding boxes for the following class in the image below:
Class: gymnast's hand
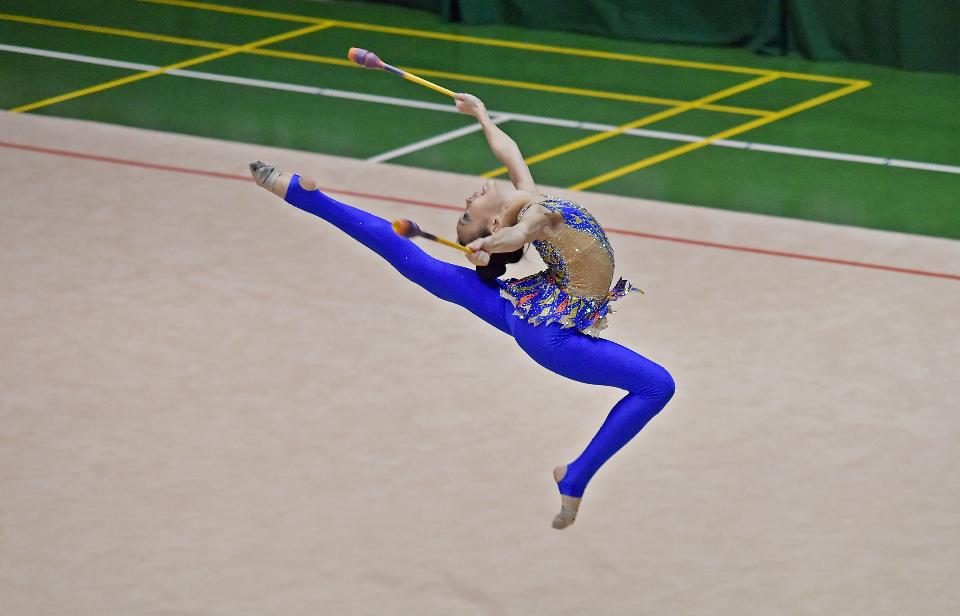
[465,237,491,266]
[455,93,486,119]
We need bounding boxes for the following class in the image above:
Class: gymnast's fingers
[466,237,485,252]
[466,249,488,266]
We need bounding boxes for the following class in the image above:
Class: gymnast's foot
[249,160,292,199]
[552,465,582,530]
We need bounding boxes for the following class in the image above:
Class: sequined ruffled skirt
[497,271,643,337]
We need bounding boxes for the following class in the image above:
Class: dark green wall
[752,0,960,74]
[366,0,960,74]
[443,0,766,45]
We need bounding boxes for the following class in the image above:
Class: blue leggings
[283,175,675,497]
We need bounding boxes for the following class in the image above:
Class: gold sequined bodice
[518,196,615,299]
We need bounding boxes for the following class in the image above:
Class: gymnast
[249,93,675,529]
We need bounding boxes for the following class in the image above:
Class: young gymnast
[249,93,675,529]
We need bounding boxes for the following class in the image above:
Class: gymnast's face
[456,179,503,245]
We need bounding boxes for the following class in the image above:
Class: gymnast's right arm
[454,93,536,192]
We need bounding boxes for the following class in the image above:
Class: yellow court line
[481,73,781,179]
[9,21,334,113]
[139,0,861,85]
[569,80,872,190]
[0,13,226,49]
[0,12,772,117]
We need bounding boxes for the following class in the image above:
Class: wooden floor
[1,111,958,614]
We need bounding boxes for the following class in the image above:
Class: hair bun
[476,261,507,280]
[475,246,525,280]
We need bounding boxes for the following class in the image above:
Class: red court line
[2,139,957,282]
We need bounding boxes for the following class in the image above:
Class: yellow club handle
[436,236,473,254]
[392,219,474,254]
[400,71,456,98]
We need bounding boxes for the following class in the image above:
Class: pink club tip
[347,47,384,69]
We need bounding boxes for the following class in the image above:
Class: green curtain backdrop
[372,0,960,74]
[752,0,960,74]
[441,0,767,45]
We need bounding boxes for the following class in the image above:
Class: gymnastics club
[392,219,473,254]
[347,47,456,98]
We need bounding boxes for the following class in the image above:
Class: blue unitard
[283,175,675,498]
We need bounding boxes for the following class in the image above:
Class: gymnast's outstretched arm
[250,162,512,335]
[455,93,535,192]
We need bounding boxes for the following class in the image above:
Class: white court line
[366,115,510,163]
[3,43,959,176]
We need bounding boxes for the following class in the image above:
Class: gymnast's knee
[638,365,675,404]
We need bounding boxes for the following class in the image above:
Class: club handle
[393,67,456,98]
[422,230,472,253]
[435,236,472,253]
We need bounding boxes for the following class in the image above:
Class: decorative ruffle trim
[497,272,643,337]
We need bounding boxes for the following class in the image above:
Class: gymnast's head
[456,178,527,280]
[455,179,526,246]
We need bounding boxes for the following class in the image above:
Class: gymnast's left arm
[455,93,536,192]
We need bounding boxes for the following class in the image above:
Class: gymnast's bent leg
[251,163,511,335]
[507,316,675,528]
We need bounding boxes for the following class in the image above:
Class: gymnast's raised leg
[251,162,512,334]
